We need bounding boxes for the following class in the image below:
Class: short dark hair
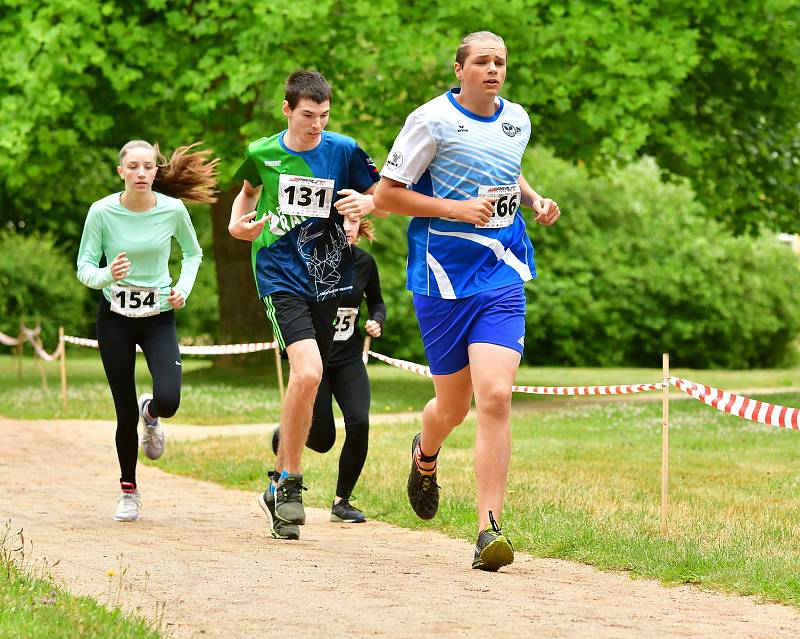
[285,70,331,109]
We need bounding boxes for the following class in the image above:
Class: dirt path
[2,417,800,638]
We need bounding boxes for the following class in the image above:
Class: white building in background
[778,233,800,254]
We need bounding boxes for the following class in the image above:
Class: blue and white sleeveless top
[381,89,536,299]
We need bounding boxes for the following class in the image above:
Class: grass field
[0,524,160,639]
[2,352,798,424]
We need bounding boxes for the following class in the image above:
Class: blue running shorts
[412,283,526,375]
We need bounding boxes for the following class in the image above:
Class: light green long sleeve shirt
[76,192,203,311]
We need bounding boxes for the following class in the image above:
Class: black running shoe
[330,498,366,523]
[274,473,307,525]
[472,511,514,571]
[258,476,300,540]
[406,432,440,520]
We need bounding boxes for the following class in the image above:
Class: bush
[0,232,89,350]
[523,149,800,368]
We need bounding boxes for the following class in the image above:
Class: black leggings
[308,358,370,500]
[96,297,181,486]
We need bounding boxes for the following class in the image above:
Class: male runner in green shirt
[229,70,383,540]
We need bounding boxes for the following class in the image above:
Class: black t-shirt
[329,246,386,367]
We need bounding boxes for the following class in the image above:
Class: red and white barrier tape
[671,377,800,430]
[367,350,664,395]
[1,326,40,347]
[21,327,63,362]
[510,381,665,395]
[62,335,278,355]
[367,350,432,378]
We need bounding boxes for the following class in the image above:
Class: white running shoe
[114,486,141,522]
[138,393,166,460]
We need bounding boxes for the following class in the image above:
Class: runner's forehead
[294,98,330,113]
[465,42,506,61]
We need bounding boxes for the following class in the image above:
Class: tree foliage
[1,0,798,354]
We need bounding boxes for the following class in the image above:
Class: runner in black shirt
[272,215,386,522]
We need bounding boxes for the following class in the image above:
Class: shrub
[0,232,89,350]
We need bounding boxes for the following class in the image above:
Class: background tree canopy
[1,0,798,367]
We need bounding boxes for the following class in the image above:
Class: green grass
[152,391,800,607]
[0,525,160,639]
[2,352,798,423]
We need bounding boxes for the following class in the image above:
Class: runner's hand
[533,198,560,226]
[365,320,382,338]
[167,288,185,310]
[109,252,130,280]
[335,189,374,219]
[228,210,267,241]
[449,197,495,226]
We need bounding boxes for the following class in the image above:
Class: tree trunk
[210,184,277,374]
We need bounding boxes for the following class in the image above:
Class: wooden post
[362,335,372,365]
[660,352,670,536]
[35,321,48,392]
[59,326,68,411]
[16,321,24,379]
[273,346,285,402]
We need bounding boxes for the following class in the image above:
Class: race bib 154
[109,285,160,318]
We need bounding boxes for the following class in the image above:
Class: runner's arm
[373,177,493,226]
[228,180,266,241]
[517,174,561,226]
[335,183,390,219]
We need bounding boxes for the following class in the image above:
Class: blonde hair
[119,140,220,203]
[455,31,507,66]
[357,217,375,243]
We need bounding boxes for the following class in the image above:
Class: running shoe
[406,432,440,520]
[138,393,166,460]
[114,483,141,522]
[274,473,307,525]
[330,498,366,523]
[258,476,300,540]
[472,511,514,571]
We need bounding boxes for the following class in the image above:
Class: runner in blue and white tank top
[375,31,561,572]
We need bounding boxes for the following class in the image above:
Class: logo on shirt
[502,123,521,137]
[263,159,282,167]
[457,124,469,133]
[385,151,404,169]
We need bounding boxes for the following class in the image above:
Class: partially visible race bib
[333,307,358,342]
[479,184,521,229]
[110,285,160,318]
[278,174,335,218]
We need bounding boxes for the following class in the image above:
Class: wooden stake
[274,346,285,402]
[660,352,670,536]
[16,322,23,379]
[35,321,48,392]
[362,335,372,365]
[59,326,68,411]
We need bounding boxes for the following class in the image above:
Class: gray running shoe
[138,393,165,460]
[258,484,300,540]
[472,511,514,571]
[274,473,307,525]
[114,484,141,522]
[407,433,440,520]
[330,498,366,523]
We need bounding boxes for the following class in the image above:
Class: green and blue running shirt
[76,192,202,312]
[235,130,379,302]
